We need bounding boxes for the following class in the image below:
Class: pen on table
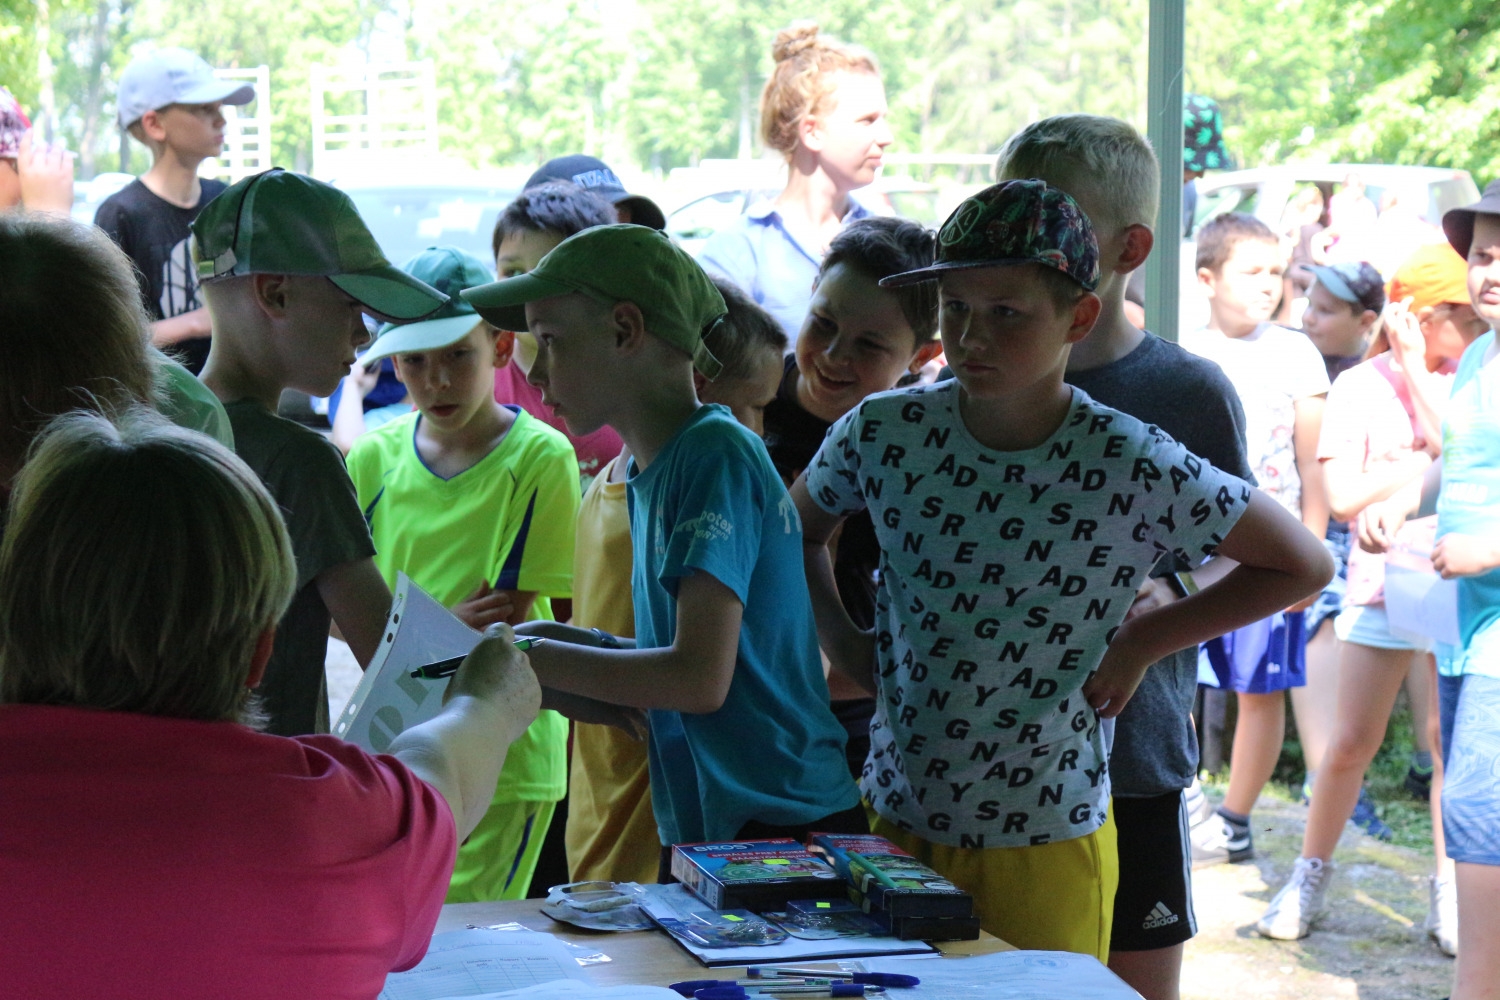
[691,986,881,1000]
[846,851,902,891]
[745,971,920,987]
[675,978,913,996]
[408,637,548,679]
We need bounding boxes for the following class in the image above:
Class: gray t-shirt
[1067,333,1254,797]
[227,401,375,736]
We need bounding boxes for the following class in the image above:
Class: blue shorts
[1440,673,1500,866]
[1198,611,1307,694]
[1307,530,1350,636]
[1334,604,1431,652]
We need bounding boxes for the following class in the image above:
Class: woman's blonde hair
[0,213,158,476]
[760,23,880,158]
[0,409,297,723]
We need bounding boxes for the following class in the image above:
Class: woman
[700,23,893,338]
[0,410,541,999]
[1257,243,1487,945]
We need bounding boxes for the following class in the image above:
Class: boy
[194,168,448,735]
[565,277,786,885]
[1303,262,1384,383]
[1435,179,1500,1000]
[346,246,581,903]
[1181,213,1331,866]
[461,225,864,864]
[993,114,1253,1000]
[98,48,254,374]
[762,216,942,777]
[790,179,1332,959]
[491,181,621,487]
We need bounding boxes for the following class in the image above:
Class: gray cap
[117,48,254,129]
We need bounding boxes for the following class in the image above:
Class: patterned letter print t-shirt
[805,382,1251,849]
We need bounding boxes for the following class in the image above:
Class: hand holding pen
[410,637,549,679]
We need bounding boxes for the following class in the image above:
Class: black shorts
[1110,791,1197,952]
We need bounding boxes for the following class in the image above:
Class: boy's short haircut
[0,409,296,723]
[995,114,1160,232]
[490,181,618,259]
[820,217,939,342]
[704,276,789,382]
[0,214,158,472]
[1195,212,1278,273]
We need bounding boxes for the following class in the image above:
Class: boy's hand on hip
[1080,632,1150,719]
[453,580,516,630]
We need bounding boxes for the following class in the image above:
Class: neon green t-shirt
[348,407,581,802]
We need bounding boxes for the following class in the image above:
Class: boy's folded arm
[1083,489,1333,718]
[790,477,876,694]
[318,557,394,669]
[520,570,741,714]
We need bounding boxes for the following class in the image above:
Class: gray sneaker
[1190,812,1253,868]
[1428,876,1458,957]
[1257,856,1334,940]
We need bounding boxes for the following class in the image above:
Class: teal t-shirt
[627,405,859,845]
[1437,330,1500,678]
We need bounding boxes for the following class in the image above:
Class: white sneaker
[1256,856,1334,940]
[1427,876,1458,956]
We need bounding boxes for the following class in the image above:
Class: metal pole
[1144,0,1186,341]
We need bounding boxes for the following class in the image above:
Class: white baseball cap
[117,48,254,129]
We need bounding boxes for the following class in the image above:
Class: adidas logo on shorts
[1143,901,1180,930]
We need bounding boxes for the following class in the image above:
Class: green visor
[360,245,497,362]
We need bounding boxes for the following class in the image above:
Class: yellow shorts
[872,808,1118,961]
[446,799,557,904]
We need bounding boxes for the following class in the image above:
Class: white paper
[637,884,934,967]
[423,982,682,1000]
[379,929,586,1000]
[1384,564,1461,647]
[861,950,1142,999]
[333,573,480,752]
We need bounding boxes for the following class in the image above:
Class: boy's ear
[491,326,516,368]
[138,108,169,143]
[609,301,649,354]
[250,273,291,318]
[1066,293,1104,344]
[692,369,711,396]
[1116,224,1155,274]
[1358,308,1380,333]
[1196,266,1217,294]
[908,338,944,373]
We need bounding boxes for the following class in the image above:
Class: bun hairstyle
[760,23,880,158]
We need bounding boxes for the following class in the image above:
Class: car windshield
[342,185,518,268]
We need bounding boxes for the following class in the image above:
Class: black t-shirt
[763,354,880,631]
[95,178,228,374]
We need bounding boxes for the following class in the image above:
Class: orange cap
[1388,242,1471,313]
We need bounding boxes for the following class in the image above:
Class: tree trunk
[77,0,113,178]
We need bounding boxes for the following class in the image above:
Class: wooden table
[437,899,1011,988]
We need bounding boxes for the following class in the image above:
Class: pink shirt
[0,704,456,1000]
[1319,353,1454,606]
[494,360,622,485]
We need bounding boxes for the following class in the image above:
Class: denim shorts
[1334,604,1431,652]
[1440,673,1500,866]
[1307,529,1350,636]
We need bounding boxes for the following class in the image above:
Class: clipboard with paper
[333,573,480,753]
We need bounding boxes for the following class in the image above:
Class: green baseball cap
[461,224,726,378]
[360,246,494,363]
[191,168,448,322]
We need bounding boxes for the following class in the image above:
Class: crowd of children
[4,23,1500,1000]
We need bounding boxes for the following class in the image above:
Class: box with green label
[670,838,842,911]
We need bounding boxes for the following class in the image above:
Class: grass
[1200,688,1435,852]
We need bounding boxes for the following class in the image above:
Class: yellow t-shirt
[347,408,580,802]
[564,455,659,884]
